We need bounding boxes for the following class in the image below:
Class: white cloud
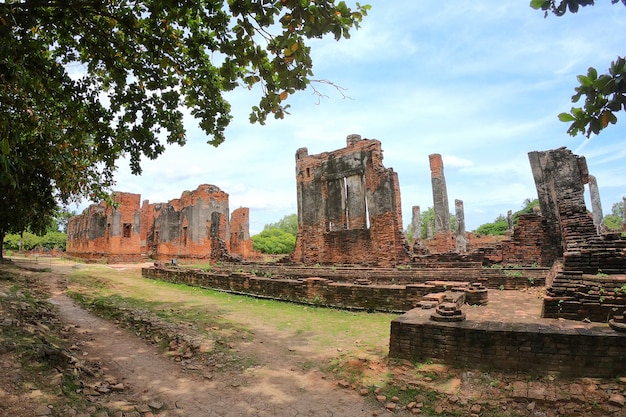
[95,0,626,235]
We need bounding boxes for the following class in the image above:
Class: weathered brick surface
[229,207,258,259]
[66,192,142,262]
[143,267,429,311]
[529,148,626,321]
[67,184,253,263]
[429,154,450,234]
[142,263,545,312]
[417,216,556,267]
[477,214,560,267]
[293,135,409,267]
[146,184,232,261]
[389,314,626,377]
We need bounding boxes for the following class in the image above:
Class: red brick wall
[293,135,410,267]
[148,184,230,261]
[66,192,142,261]
[389,314,626,378]
[67,184,253,263]
[230,207,256,259]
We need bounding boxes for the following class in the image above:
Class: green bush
[604,214,623,232]
[3,231,67,251]
[251,228,296,254]
[475,219,509,236]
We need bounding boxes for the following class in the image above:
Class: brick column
[455,199,467,253]
[588,175,603,234]
[411,205,421,242]
[429,154,450,234]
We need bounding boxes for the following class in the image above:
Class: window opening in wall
[123,223,132,238]
[363,174,370,228]
[306,167,310,178]
[182,226,188,246]
[154,230,159,243]
[344,177,349,229]
[106,223,111,242]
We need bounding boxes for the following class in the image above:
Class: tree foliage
[530,0,626,137]
[252,228,296,254]
[263,213,298,236]
[474,199,540,236]
[252,213,298,254]
[475,216,509,236]
[604,200,624,231]
[0,0,369,252]
[3,230,67,252]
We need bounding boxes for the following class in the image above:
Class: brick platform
[389,289,626,377]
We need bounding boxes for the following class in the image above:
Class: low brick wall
[210,264,547,289]
[142,266,546,312]
[66,252,143,264]
[389,312,626,377]
[142,267,438,312]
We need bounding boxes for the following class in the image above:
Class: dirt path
[44,265,385,417]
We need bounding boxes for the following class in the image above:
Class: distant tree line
[1,209,73,254]
[474,198,624,236]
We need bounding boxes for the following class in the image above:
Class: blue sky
[92,1,626,234]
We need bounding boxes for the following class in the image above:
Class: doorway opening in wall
[343,174,370,230]
[123,223,132,238]
[182,226,188,246]
[106,223,111,243]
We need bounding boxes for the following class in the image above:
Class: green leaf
[558,112,576,122]
[0,139,9,155]
[577,75,593,87]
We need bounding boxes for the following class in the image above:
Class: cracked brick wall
[529,148,626,321]
[230,207,256,259]
[292,134,410,267]
[66,192,142,262]
[528,147,597,253]
[144,184,232,261]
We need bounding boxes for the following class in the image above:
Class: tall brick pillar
[455,199,467,253]
[623,196,626,233]
[411,206,421,242]
[429,154,450,234]
[588,175,603,234]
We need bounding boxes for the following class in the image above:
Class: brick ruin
[66,192,142,263]
[411,153,558,267]
[292,134,410,267]
[133,142,626,376]
[528,147,626,322]
[66,184,253,263]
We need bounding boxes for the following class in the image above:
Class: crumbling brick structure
[229,207,256,259]
[144,184,234,262]
[66,192,142,263]
[479,213,558,267]
[528,147,597,253]
[67,184,252,263]
[292,134,410,266]
[529,148,626,321]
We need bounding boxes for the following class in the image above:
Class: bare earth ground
[3,259,626,417]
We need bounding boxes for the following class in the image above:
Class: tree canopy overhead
[0,0,369,249]
[530,0,626,137]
